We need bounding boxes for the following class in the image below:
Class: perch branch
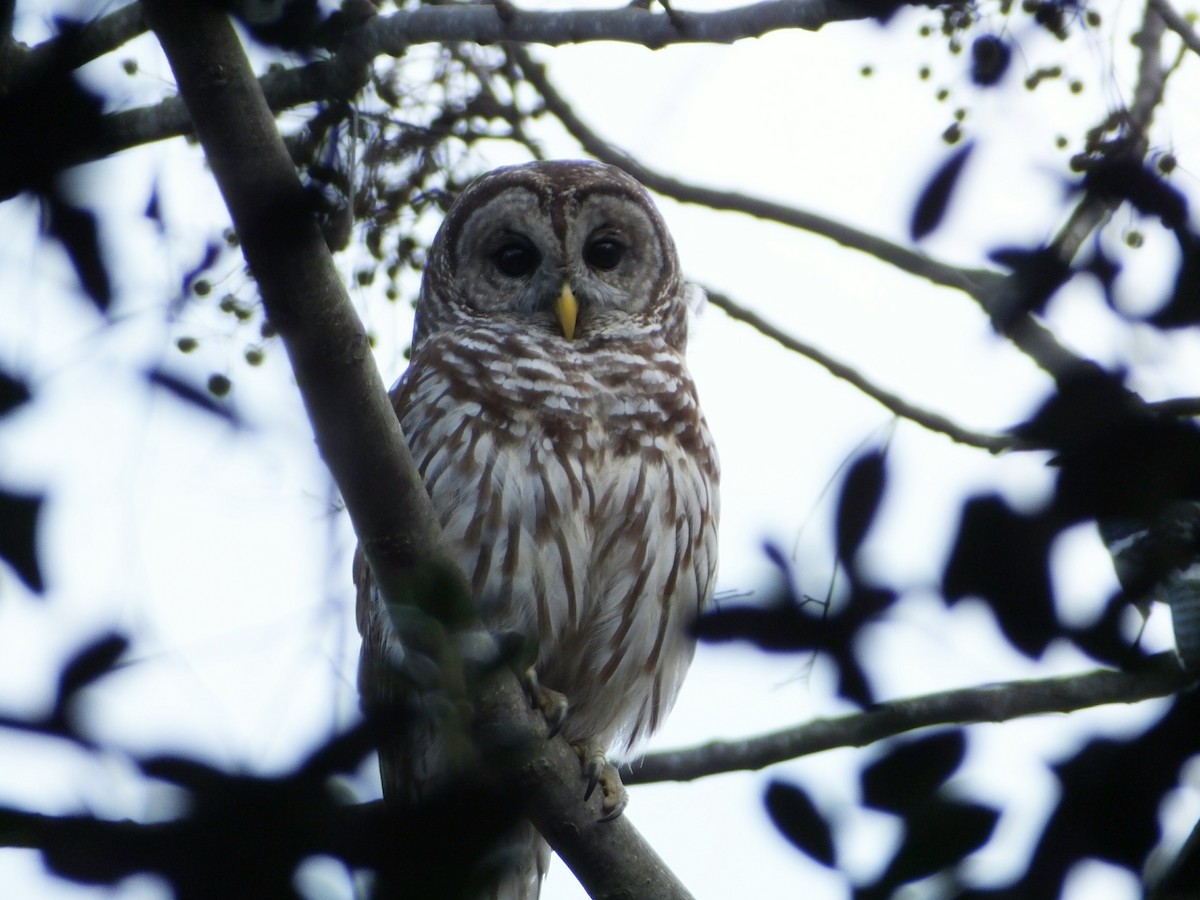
[627,652,1194,784]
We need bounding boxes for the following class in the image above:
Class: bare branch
[627,653,1194,784]
[24,2,147,72]
[703,286,1016,453]
[1,1,146,98]
[1131,1,1169,136]
[366,0,913,50]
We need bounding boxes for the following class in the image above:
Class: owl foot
[575,741,628,822]
[522,667,568,738]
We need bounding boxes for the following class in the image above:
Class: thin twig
[627,653,1193,784]
[704,287,1016,453]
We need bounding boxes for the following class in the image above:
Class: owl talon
[522,667,568,738]
[575,741,629,821]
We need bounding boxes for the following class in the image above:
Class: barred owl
[356,160,719,898]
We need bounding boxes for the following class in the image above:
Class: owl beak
[555,283,578,341]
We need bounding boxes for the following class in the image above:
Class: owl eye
[493,240,540,277]
[584,236,624,271]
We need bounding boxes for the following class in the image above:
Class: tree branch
[1151,0,1200,57]
[2,0,932,195]
[1,49,373,199]
[137,2,692,897]
[365,0,914,50]
[23,2,146,72]
[704,286,1016,452]
[513,46,999,300]
[975,0,1169,381]
[1148,397,1200,419]
[627,653,1194,784]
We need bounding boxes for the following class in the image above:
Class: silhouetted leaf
[1012,691,1200,893]
[694,599,820,652]
[1067,590,1143,668]
[875,797,999,889]
[296,720,378,783]
[762,540,791,573]
[765,780,836,867]
[1082,239,1121,307]
[696,574,892,708]
[942,495,1060,656]
[180,243,221,298]
[836,449,887,568]
[911,142,974,240]
[1016,369,1200,522]
[0,488,44,593]
[1082,158,1188,232]
[144,185,163,231]
[1012,366,1138,453]
[213,0,364,51]
[0,23,107,197]
[56,633,128,708]
[0,368,31,417]
[835,654,875,708]
[44,192,111,313]
[862,731,966,814]
[1150,230,1200,328]
[970,35,1011,86]
[146,368,239,425]
[987,245,1072,328]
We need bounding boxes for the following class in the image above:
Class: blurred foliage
[2,0,1200,898]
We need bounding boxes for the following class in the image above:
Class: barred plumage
[357,160,719,899]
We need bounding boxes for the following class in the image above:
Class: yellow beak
[555,283,578,341]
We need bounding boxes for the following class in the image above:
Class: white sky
[2,1,1200,898]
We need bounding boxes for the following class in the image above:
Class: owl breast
[395,323,719,752]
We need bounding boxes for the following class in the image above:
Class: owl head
[413,160,688,352]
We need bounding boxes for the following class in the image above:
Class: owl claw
[522,667,568,738]
[575,741,629,821]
